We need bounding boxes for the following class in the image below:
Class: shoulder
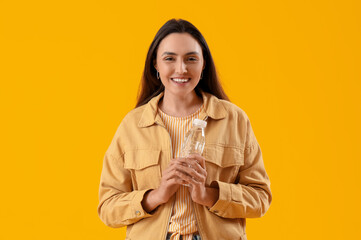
[121,105,147,125]
[216,98,259,148]
[217,98,250,123]
[120,103,153,136]
[110,104,147,139]
[106,104,149,154]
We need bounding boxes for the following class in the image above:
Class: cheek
[189,65,203,75]
[158,63,171,75]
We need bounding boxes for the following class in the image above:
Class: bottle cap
[193,119,207,128]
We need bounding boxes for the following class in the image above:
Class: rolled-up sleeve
[209,117,272,218]
[97,138,153,228]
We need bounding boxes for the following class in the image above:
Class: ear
[153,59,158,71]
[202,61,206,70]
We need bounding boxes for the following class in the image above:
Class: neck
[159,90,203,117]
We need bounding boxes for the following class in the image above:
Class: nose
[175,60,187,74]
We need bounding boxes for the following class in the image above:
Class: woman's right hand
[141,158,186,213]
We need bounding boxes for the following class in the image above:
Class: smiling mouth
[171,78,191,83]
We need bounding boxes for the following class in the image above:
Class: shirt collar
[138,90,227,128]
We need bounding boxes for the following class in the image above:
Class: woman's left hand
[177,154,219,207]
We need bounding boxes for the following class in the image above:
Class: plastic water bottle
[180,119,207,158]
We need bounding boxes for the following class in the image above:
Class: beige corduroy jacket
[98,91,272,240]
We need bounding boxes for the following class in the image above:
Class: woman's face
[154,33,205,98]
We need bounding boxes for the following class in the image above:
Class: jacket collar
[138,91,227,128]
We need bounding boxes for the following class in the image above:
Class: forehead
[157,33,202,55]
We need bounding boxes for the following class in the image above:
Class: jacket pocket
[123,149,161,190]
[203,145,244,186]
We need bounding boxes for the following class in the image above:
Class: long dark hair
[136,18,229,107]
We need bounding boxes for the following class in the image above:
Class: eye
[164,57,174,61]
[187,57,198,61]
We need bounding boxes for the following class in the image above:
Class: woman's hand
[141,158,186,212]
[156,158,189,202]
[142,155,219,212]
[176,154,219,208]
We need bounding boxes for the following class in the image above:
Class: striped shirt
[158,104,204,240]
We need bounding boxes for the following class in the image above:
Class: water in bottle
[180,119,207,186]
[180,119,207,158]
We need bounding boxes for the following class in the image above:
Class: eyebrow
[161,51,200,56]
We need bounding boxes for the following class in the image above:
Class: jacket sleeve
[97,136,153,228]
[208,117,272,219]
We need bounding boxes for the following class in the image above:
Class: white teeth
[172,78,190,83]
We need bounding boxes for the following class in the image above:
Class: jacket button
[135,210,141,216]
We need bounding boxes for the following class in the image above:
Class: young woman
[98,19,272,240]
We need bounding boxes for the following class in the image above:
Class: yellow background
[1,0,360,239]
